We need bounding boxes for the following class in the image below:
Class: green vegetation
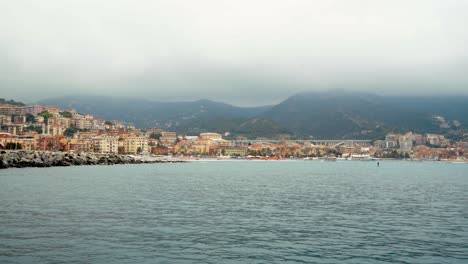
[246,148,273,157]
[25,125,43,134]
[64,127,88,137]
[325,148,342,157]
[381,150,410,159]
[0,98,25,106]
[118,146,125,154]
[5,142,22,149]
[182,117,293,140]
[38,111,53,123]
[149,132,162,140]
[64,127,78,137]
[59,111,73,118]
[38,93,468,139]
[25,113,35,123]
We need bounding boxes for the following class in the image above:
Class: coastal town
[1,101,467,162]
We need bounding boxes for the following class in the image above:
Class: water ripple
[1,162,467,263]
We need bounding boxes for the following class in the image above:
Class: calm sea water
[0,161,467,264]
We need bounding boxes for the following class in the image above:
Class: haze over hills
[38,92,467,139]
[38,96,282,138]
[39,96,269,124]
[262,91,468,138]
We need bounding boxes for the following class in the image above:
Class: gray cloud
[1,0,467,105]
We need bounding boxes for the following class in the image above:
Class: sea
[0,160,467,264]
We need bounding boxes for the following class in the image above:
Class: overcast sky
[1,0,467,106]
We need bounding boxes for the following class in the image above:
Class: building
[0,132,16,148]
[5,124,24,135]
[92,136,118,154]
[385,133,400,149]
[159,131,177,142]
[37,135,63,151]
[146,128,164,135]
[123,136,148,154]
[42,106,60,114]
[21,105,44,116]
[0,105,22,116]
[48,117,71,129]
[398,133,413,152]
[161,131,177,138]
[67,139,93,153]
[73,118,92,130]
[92,119,106,129]
[0,134,36,150]
[35,116,45,123]
[174,140,193,154]
[412,134,425,145]
[16,136,36,150]
[0,115,12,127]
[399,140,413,152]
[48,124,65,136]
[12,115,26,123]
[373,140,386,149]
[151,146,170,155]
[76,131,100,139]
[200,133,223,140]
[426,134,445,146]
[219,146,247,156]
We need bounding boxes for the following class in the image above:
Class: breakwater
[0,150,183,169]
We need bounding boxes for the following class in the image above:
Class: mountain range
[38,92,468,140]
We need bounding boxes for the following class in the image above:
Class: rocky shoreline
[0,150,184,169]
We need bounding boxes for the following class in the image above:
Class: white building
[92,136,119,154]
[124,136,148,154]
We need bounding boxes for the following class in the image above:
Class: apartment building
[123,136,148,154]
[92,136,118,154]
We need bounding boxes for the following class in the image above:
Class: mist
[1,0,467,106]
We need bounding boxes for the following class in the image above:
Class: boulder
[0,159,9,169]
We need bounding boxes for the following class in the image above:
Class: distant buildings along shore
[0,102,466,160]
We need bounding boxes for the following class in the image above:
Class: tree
[5,142,22,150]
[25,113,35,123]
[118,146,125,154]
[38,111,53,123]
[383,150,404,159]
[47,142,54,149]
[389,150,398,159]
[0,98,25,106]
[59,111,73,118]
[64,127,79,137]
[149,132,162,140]
[25,125,43,134]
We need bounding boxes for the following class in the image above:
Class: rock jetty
[0,150,183,169]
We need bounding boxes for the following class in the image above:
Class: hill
[39,92,467,139]
[38,96,278,138]
[0,98,25,106]
[262,91,467,139]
